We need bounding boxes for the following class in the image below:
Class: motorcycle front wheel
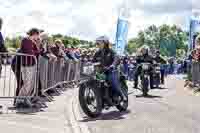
[141,76,149,96]
[79,81,103,118]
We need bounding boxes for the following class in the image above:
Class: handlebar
[139,62,161,66]
[138,63,152,67]
[93,62,101,66]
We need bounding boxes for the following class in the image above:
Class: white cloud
[192,0,200,10]
[0,0,196,41]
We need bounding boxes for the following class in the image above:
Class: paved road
[76,75,200,133]
[0,65,16,97]
[0,88,76,133]
[0,65,85,133]
[1,74,200,133]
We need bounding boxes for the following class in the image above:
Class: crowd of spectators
[9,28,83,107]
[0,15,191,108]
[79,47,187,81]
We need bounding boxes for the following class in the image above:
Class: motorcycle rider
[92,36,127,103]
[154,50,167,84]
[134,45,154,89]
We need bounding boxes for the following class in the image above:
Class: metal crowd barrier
[0,52,81,104]
[191,61,200,85]
[0,52,38,100]
[38,55,81,95]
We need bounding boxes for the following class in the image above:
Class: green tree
[52,34,63,39]
[127,38,140,54]
[127,24,188,57]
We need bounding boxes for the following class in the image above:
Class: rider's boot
[134,77,139,89]
[161,78,165,84]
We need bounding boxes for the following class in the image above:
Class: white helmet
[96,35,109,41]
[95,35,110,44]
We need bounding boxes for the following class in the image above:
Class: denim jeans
[106,70,122,96]
[160,69,165,84]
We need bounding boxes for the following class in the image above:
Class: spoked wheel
[79,82,102,118]
[116,82,128,112]
[141,77,149,96]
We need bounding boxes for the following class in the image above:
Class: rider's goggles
[96,40,104,46]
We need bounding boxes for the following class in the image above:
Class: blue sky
[0,0,199,41]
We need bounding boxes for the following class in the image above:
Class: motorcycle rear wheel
[116,82,128,112]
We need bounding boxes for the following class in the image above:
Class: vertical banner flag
[115,17,129,56]
[189,15,200,52]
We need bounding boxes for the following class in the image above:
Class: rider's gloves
[110,65,115,69]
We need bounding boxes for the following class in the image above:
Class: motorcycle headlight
[142,64,149,70]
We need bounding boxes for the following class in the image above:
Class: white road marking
[65,88,91,133]
[72,98,91,133]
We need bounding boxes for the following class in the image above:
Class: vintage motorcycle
[79,63,128,118]
[139,63,151,96]
[139,62,161,96]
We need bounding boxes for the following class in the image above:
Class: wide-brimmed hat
[27,28,44,36]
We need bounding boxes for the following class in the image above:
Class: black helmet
[156,50,160,54]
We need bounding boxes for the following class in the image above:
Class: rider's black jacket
[136,54,154,64]
[92,48,118,68]
[154,55,167,64]
[136,54,167,65]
